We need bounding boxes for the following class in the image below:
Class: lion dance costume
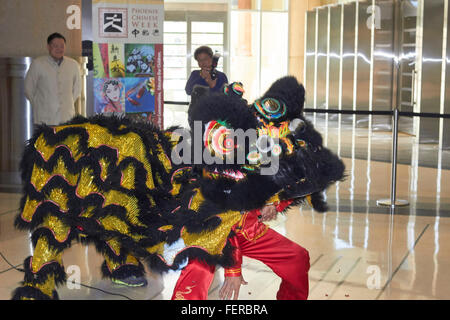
[12,76,345,300]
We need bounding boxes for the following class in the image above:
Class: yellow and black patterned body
[12,116,243,299]
[12,76,345,300]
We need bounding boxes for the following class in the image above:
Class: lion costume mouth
[202,168,246,181]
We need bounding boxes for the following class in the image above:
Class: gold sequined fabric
[24,275,56,298]
[104,252,140,273]
[43,215,71,242]
[31,237,63,273]
[187,190,204,212]
[21,121,173,227]
[16,117,275,299]
[182,210,242,256]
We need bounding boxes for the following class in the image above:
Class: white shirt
[25,55,81,125]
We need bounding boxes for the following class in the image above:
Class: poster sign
[92,0,163,128]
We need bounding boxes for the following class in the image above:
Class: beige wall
[0,0,82,58]
[288,0,339,83]
[164,0,337,87]
[165,2,227,11]
[0,0,339,77]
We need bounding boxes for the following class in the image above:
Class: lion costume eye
[204,121,236,157]
[253,98,286,120]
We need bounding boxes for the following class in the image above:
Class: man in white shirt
[25,32,81,125]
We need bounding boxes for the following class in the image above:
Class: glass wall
[164,21,188,102]
[163,12,226,104]
[191,21,225,74]
[230,0,289,102]
[260,11,288,97]
[230,11,260,101]
[163,8,227,129]
[163,0,289,123]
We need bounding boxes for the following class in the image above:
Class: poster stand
[91,0,164,128]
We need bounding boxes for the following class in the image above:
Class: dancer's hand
[259,204,277,222]
[219,275,248,300]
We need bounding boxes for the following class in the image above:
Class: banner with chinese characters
[92,0,163,128]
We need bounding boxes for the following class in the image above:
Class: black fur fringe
[101,260,146,280]
[11,285,59,300]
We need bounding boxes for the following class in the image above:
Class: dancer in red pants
[171,200,310,300]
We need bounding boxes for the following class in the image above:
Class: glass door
[163,11,227,129]
[398,0,418,113]
[397,0,418,135]
[164,11,227,104]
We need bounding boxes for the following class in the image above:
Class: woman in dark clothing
[185,46,228,95]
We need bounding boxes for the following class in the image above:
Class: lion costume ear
[190,84,210,107]
[223,82,245,99]
[188,88,258,134]
[255,76,305,120]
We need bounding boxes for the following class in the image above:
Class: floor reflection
[295,114,450,299]
[310,114,450,218]
[0,112,450,300]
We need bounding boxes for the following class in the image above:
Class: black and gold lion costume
[12,76,345,299]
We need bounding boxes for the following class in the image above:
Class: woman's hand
[219,275,248,300]
[200,68,217,88]
[200,68,211,79]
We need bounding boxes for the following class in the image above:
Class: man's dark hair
[194,46,213,60]
[47,33,66,44]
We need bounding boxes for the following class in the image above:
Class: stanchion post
[377,108,409,207]
[390,108,399,206]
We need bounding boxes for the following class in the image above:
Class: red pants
[171,228,310,300]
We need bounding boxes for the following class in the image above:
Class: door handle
[411,69,416,106]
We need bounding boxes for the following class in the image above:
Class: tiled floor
[1,114,449,300]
